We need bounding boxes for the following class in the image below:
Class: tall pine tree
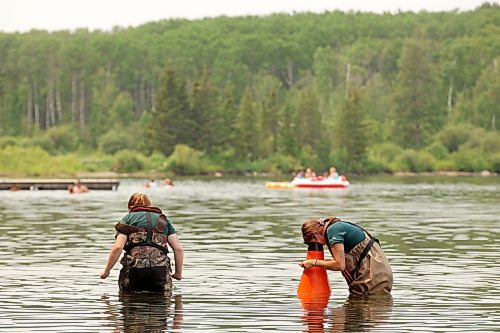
[234,87,259,160]
[335,88,368,172]
[145,64,192,156]
[190,66,217,152]
[392,32,444,148]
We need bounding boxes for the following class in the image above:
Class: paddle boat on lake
[266,175,350,189]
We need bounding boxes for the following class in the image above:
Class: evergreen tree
[335,88,368,172]
[392,32,444,148]
[468,60,499,130]
[234,87,258,159]
[255,74,282,156]
[190,66,217,152]
[145,64,192,156]
[278,102,298,157]
[261,87,280,155]
[296,84,323,151]
[213,83,236,151]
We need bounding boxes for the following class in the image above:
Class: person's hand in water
[100,270,110,279]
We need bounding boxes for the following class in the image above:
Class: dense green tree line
[0,3,498,176]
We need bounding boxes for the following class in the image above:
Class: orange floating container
[297,242,331,297]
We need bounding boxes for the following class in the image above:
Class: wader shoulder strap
[146,212,153,244]
[324,220,378,286]
[322,221,355,285]
[350,238,375,278]
[124,212,169,256]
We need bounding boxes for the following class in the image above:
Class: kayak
[266,176,349,189]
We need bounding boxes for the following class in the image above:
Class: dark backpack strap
[350,238,375,278]
[123,212,169,256]
[146,212,153,244]
[324,219,380,285]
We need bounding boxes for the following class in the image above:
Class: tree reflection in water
[101,292,183,332]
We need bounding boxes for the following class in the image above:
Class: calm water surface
[0,177,499,332]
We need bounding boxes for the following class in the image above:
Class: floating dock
[0,179,119,191]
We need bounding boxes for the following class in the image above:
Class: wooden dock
[0,179,120,191]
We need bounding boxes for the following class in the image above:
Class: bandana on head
[318,218,326,226]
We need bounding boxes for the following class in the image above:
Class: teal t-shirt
[325,221,365,253]
[120,211,176,236]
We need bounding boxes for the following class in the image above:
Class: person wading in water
[299,216,392,296]
[100,193,183,292]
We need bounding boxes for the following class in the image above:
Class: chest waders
[323,221,380,286]
[117,210,173,293]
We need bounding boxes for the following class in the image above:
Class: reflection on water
[299,294,393,333]
[330,296,393,332]
[101,293,183,333]
[0,177,499,332]
[299,294,331,332]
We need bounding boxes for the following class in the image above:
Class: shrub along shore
[0,140,498,178]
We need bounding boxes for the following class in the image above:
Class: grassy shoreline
[0,170,497,180]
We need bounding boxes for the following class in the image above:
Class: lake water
[0,177,499,332]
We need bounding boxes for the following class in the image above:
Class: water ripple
[0,178,499,332]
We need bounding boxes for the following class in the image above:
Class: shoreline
[0,170,497,179]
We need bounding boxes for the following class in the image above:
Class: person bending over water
[100,193,183,292]
[299,216,392,296]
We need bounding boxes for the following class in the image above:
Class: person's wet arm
[168,234,184,280]
[299,243,346,271]
[100,234,127,279]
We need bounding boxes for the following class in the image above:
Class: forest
[0,3,498,176]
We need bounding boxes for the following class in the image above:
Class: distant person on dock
[100,193,184,293]
[68,179,89,193]
[299,216,392,296]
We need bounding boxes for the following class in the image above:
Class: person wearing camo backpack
[100,193,183,292]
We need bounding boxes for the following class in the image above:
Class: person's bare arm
[298,243,346,271]
[168,234,184,280]
[100,234,127,279]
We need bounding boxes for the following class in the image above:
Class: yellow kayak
[265,182,295,189]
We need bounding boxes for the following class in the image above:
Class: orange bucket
[297,242,331,297]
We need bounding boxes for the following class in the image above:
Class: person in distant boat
[328,167,339,179]
[100,193,184,293]
[163,178,174,187]
[295,170,306,179]
[68,179,89,193]
[304,168,316,179]
[299,216,392,296]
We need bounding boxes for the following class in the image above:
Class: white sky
[0,0,496,33]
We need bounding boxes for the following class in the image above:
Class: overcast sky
[0,0,496,33]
